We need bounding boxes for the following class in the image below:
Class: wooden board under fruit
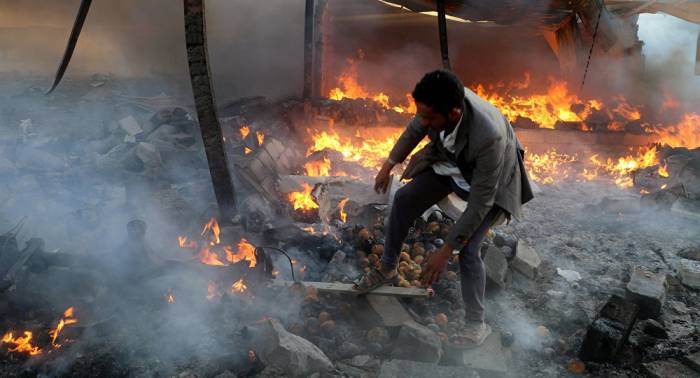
[270,280,429,298]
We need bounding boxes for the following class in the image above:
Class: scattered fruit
[435,313,449,327]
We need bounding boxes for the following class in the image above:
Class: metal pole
[183,0,237,222]
[437,0,451,70]
[303,0,315,99]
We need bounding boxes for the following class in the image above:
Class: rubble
[248,318,333,376]
[511,240,541,279]
[678,258,700,289]
[625,266,667,318]
[379,359,478,378]
[390,320,443,363]
[579,295,639,362]
[642,358,699,378]
[484,246,509,290]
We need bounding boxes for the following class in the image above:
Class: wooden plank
[270,280,429,298]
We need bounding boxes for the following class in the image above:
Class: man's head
[411,70,465,132]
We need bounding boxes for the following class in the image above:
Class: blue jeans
[382,169,500,322]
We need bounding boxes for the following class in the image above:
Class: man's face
[416,102,461,132]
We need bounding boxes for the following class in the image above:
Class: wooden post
[183,0,236,222]
[436,0,451,70]
[312,0,327,99]
[303,0,315,100]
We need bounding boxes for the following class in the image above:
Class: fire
[328,58,416,114]
[232,278,247,294]
[658,164,669,178]
[178,236,197,249]
[202,217,221,246]
[49,307,78,348]
[179,219,257,268]
[2,331,41,356]
[256,131,265,146]
[472,75,604,130]
[240,126,250,139]
[654,113,700,149]
[338,198,349,222]
[224,238,257,268]
[244,147,253,155]
[524,148,577,185]
[288,182,319,211]
[166,288,175,303]
[304,157,332,176]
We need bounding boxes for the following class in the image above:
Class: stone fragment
[119,115,143,136]
[135,142,163,168]
[579,295,639,362]
[678,246,700,261]
[390,320,443,363]
[598,195,642,213]
[625,266,667,319]
[671,198,700,220]
[484,246,508,290]
[493,230,517,248]
[248,318,333,376]
[366,327,390,345]
[642,359,699,378]
[436,193,467,221]
[640,319,668,339]
[680,351,700,373]
[678,258,700,289]
[511,240,541,279]
[354,295,412,328]
[461,331,510,376]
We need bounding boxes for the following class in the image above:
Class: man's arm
[388,116,429,165]
[445,136,505,249]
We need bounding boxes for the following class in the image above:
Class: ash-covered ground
[0,76,698,377]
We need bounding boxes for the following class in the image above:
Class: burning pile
[178,218,257,269]
[2,307,78,357]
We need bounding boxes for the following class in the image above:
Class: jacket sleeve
[388,116,429,164]
[445,135,505,249]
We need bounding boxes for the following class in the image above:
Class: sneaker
[449,321,492,348]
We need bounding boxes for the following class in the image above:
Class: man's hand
[374,160,395,194]
[420,244,453,286]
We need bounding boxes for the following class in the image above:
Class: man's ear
[448,107,462,122]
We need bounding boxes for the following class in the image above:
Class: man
[354,70,533,346]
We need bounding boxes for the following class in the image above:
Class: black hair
[411,70,465,116]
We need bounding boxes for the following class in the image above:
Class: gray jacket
[389,87,534,249]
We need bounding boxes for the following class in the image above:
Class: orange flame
[240,126,250,139]
[224,238,257,268]
[304,157,332,176]
[178,236,197,249]
[256,131,265,146]
[232,278,247,294]
[49,306,78,349]
[338,198,349,222]
[2,331,42,356]
[166,288,175,303]
[201,218,221,246]
[658,164,669,178]
[244,147,253,155]
[288,183,319,211]
[654,113,700,149]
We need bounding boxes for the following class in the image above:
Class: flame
[300,266,307,274]
[166,288,175,303]
[2,331,42,355]
[244,147,253,155]
[178,236,197,249]
[611,96,641,121]
[232,278,247,294]
[202,218,221,246]
[49,307,78,349]
[256,131,265,146]
[328,59,416,114]
[240,126,250,139]
[288,183,319,211]
[524,148,577,185]
[472,75,603,130]
[302,226,315,233]
[658,164,669,178]
[304,157,332,176]
[338,198,349,222]
[224,238,257,268]
[654,113,700,149]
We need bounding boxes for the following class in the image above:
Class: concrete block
[352,295,413,328]
[678,258,700,290]
[390,321,443,363]
[625,266,667,319]
[379,360,477,378]
[484,246,509,290]
[680,351,700,373]
[580,295,638,362]
[511,240,541,279]
[461,331,510,377]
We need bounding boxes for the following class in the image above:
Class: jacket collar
[453,94,472,157]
